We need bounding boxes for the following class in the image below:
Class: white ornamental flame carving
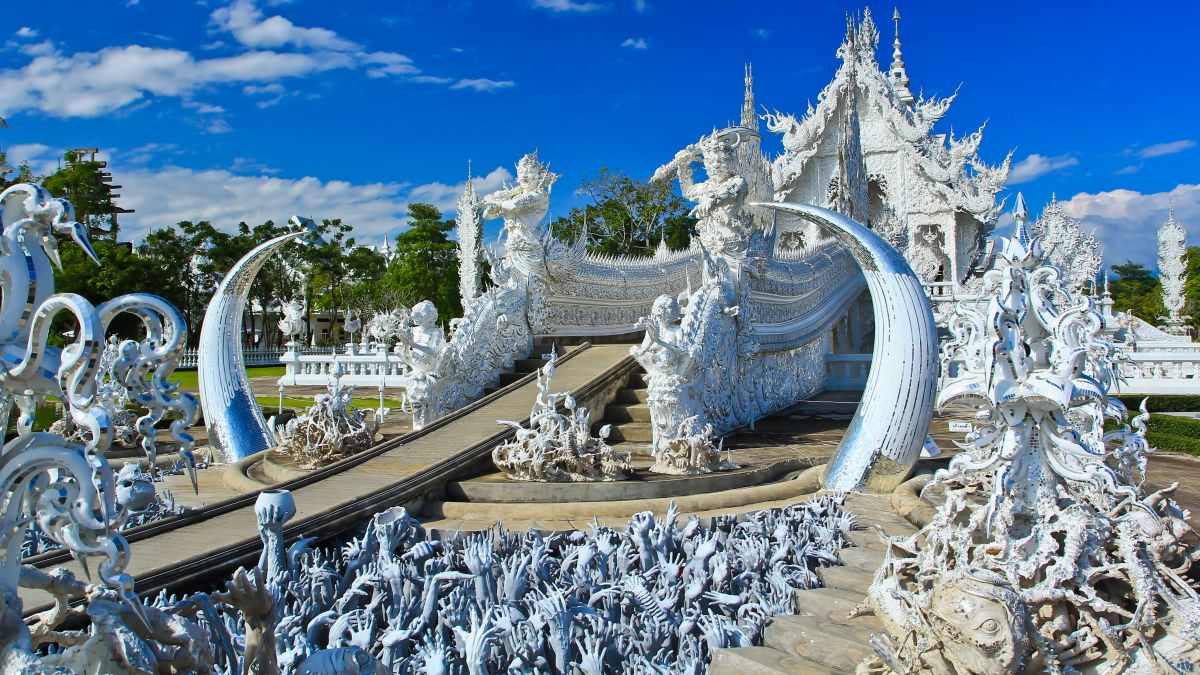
[859,195,1200,673]
[272,360,380,469]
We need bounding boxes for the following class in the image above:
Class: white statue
[396,301,448,429]
[482,150,560,276]
[342,309,362,346]
[492,353,632,482]
[278,298,305,346]
[654,130,751,263]
[631,295,731,475]
[857,195,1200,673]
[1158,208,1192,337]
[272,361,380,468]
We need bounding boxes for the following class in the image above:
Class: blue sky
[0,0,1196,267]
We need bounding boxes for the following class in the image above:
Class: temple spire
[889,8,915,107]
[740,63,758,133]
[830,67,868,223]
[1013,193,1031,249]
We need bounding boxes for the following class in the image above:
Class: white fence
[177,346,323,369]
[277,344,409,389]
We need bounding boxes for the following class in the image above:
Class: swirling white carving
[0,183,197,669]
[859,196,1200,673]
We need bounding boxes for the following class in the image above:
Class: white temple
[763,9,1009,297]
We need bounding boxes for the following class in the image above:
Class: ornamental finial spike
[1013,192,1031,248]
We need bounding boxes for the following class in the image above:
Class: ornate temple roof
[765,8,1011,228]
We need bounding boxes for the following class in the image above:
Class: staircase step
[838,547,886,572]
[601,422,653,443]
[604,404,651,423]
[514,358,546,371]
[793,588,881,630]
[615,388,650,404]
[627,372,649,389]
[498,372,526,386]
[817,566,873,596]
[709,647,838,674]
[845,530,888,551]
[763,614,874,672]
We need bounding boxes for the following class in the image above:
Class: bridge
[21,344,634,615]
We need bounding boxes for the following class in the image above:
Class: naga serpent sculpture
[198,218,314,462]
[753,202,938,493]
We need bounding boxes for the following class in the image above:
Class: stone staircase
[484,357,551,394]
[709,492,919,674]
[594,369,653,448]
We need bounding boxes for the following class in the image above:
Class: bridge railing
[1116,348,1200,395]
[824,353,871,391]
[178,346,329,369]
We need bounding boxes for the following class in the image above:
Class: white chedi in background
[857,195,1200,674]
[1158,208,1192,337]
[1029,194,1103,294]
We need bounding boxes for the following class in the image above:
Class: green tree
[385,203,461,321]
[1109,261,1164,323]
[550,168,697,257]
[1184,246,1200,337]
[42,150,122,242]
[0,147,39,189]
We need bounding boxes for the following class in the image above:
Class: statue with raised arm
[653,130,750,263]
[482,151,560,280]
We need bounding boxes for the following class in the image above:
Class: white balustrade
[278,344,409,389]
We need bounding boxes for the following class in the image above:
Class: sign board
[948,421,973,433]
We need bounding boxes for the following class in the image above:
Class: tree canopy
[550,168,696,257]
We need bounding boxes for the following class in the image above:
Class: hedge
[1114,395,1200,414]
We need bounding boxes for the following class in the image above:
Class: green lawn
[170,366,287,390]
[256,396,405,413]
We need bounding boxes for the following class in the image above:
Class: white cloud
[111,161,513,243]
[531,0,608,12]
[1008,153,1079,185]
[1062,183,1199,268]
[750,28,771,40]
[0,44,344,118]
[0,0,512,120]
[18,41,56,57]
[633,0,647,11]
[450,78,515,92]
[14,27,38,38]
[1138,139,1196,159]
[3,143,62,176]
[621,37,648,50]
[211,0,357,52]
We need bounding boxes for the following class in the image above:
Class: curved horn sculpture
[199,229,307,462]
[752,202,938,492]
